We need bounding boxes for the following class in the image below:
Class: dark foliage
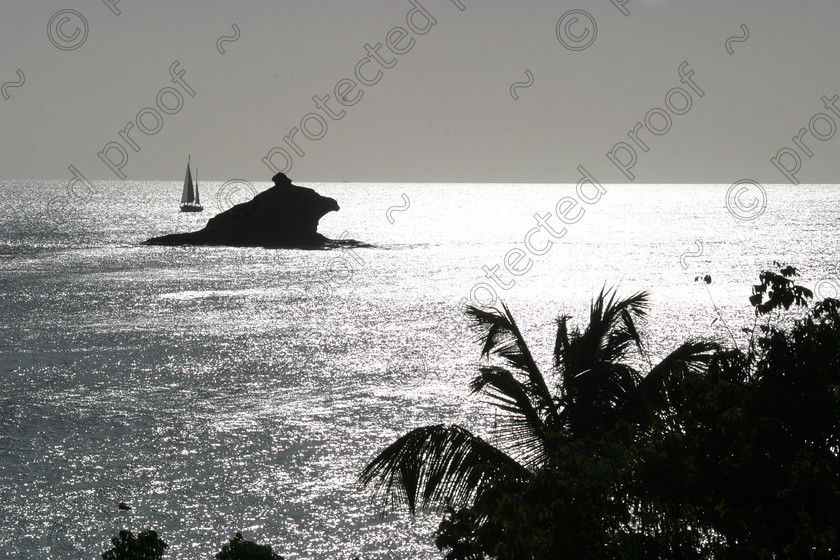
[101,529,168,560]
[364,265,840,559]
[639,294,840,558]
[215,532,285,560]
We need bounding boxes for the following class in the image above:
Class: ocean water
[0,181,838,559]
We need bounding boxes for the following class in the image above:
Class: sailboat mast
[195,167,200,204]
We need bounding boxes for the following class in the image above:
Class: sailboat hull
[180,204,203,212]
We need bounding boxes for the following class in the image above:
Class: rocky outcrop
[144,173,340,248]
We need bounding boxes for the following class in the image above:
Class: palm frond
[619,307,645,356]
[470,366,550,468]
[626,339,718,419]
[359,424,527,515]
[465,304,532,369]
[465,303,557,421]
[555,287,650,382]
[600,288,650,361]
[553,315,572,373]
[550,288,653,436]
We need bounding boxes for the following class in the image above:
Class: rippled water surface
[0,181,838,559]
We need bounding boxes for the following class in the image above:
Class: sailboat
[180,156,203,212]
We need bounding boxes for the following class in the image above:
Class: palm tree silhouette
[360,287,716,514]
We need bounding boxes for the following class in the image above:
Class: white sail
[181,157,194,204]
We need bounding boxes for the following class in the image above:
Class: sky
[1,0,839,184]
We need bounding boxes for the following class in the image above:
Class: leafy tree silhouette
[101,529,167,560]
[215,532,284,560]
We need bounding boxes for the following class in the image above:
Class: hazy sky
[1,0,839,183]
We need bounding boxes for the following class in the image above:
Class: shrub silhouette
[215,532,284,560]
[101,529,167,560]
